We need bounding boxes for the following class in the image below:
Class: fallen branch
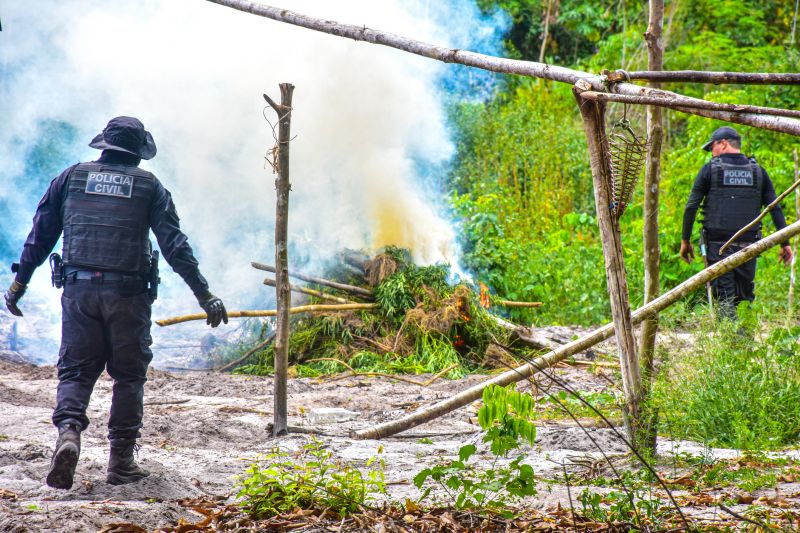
[561,360,619,368]
[354,220,800,439]
[251,261,374,298]
[263,278,353,304]
[215,332,277,372]
[156,303,378,327]
[580,90,800,119]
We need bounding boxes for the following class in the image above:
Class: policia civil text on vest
[3,116,229,490]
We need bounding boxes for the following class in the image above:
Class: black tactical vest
[61,162,156,273]
[702,157,764,241]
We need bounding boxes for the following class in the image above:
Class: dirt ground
[1,332,800,532]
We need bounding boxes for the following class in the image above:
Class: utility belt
[701,227,760,249]
[49,251,160,301]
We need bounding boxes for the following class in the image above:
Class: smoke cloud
[0,0,507,363]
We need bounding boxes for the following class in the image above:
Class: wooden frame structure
[205,0,800,445]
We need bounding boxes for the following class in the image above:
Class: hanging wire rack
[606,117,649,219]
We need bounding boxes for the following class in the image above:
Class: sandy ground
[1,335,799,532]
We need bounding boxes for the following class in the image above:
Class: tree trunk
[573,81,644,449]
[637,0,664,454]
[265,83,295,437]
[538,0,555,64]
[206,0,800,136]
[354,219,800,439]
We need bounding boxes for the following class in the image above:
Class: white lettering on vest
[85,172,134,198]
[723,169,754,187]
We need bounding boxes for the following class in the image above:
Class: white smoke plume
[0,0,506,363]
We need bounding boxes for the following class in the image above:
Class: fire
[479,282,491,309]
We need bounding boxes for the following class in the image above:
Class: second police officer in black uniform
[680,126,793,320]
[3,116,228,489]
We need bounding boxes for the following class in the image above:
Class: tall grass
[653,316,800,450]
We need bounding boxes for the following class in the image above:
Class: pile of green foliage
[237,247,526,378]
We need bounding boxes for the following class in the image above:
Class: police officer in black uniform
[3,116,228,489]
[680,126,793,319]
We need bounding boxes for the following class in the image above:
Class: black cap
[89,116,157,160]
[701,126,741,152]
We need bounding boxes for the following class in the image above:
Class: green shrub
[235,438,385,519]
[654,322,800,450]
[414,384,538,515]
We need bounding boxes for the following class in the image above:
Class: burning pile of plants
[234,247,540,378]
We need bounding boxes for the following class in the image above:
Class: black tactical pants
[52,279,153,441]
[707,241,756,320]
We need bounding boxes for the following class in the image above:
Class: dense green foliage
[451,0,800,326]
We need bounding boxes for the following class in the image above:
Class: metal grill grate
[607,118,649,219]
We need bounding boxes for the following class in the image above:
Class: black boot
[46,424,81,489]
[107,440,150,485]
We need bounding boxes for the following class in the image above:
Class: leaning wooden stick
[251,261,374,298]
[156,303,377,327]
[215,332,276,372]
[354,220,800,440]
[263,278,353,304]
[720,176,800,253]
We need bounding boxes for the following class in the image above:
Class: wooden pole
[789,149,799,322]
[205,0,800,137]
[573,81,643,448]
[354,219,800,440]
[251,261,374,299]
[264,83,295,437]
[607,70,800,85]
[580,91,800,120]
[637,0,664,454]
[155,303,378,327]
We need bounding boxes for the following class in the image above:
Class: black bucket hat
[701,126,741,152]
[89,116,157,160]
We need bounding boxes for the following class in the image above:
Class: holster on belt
[148,251,160,301]
[49,253,65,289]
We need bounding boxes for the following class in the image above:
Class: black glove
[197,292,228,328]
[4,280,26,317]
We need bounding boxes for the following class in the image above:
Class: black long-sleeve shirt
[16,151,210,295]
[682,152,789,247]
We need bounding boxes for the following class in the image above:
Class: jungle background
[453,0,800,327]
[4,1,800,531]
